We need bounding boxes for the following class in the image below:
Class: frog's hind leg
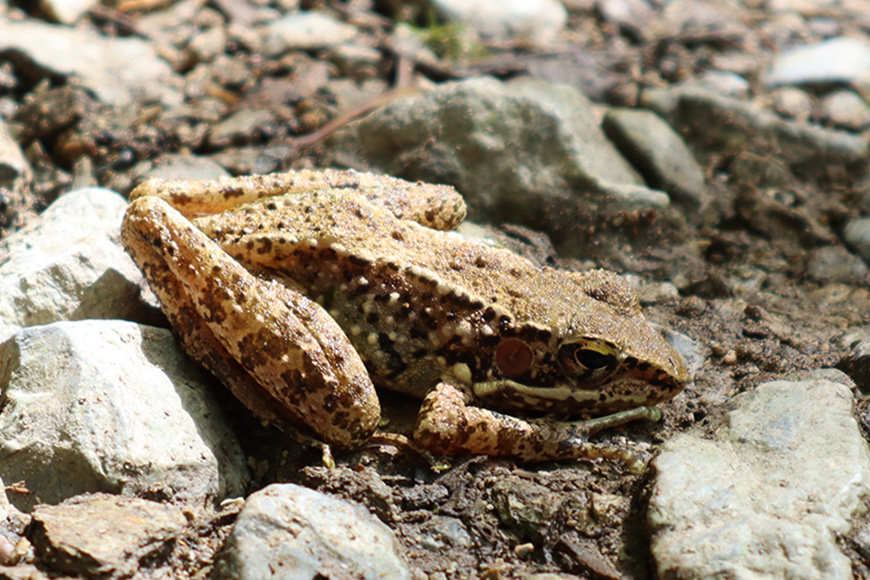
[128,169,467,230]
[122,195,380,449]
[413,382,660,471]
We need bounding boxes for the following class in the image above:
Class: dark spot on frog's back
[256,237,273,255]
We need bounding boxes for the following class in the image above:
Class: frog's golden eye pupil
[496,338,533,378]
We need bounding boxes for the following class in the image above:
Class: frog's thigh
[413,382,654,467]
[122,196,380,448]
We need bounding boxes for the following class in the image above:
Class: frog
[121,168,689,466]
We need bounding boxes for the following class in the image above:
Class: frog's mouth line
[472,379,652,408]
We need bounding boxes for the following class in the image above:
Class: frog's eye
[495,338,533,378]
[558,339,618,381]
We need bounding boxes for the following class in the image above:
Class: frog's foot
[122,196,380,449]
[413,382,660,470]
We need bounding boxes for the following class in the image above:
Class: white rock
[0,320,249,512]
[213,483,410,580]
[763,36,870,88]
[38,0,99,24]
[262,11,358,55]
[431,0,568,45]
[820,89,870,131]
[0,19,182,106]
[0,188,158,344]
[649,371,870,580]
[0,120,30,190]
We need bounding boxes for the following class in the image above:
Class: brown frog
[121,169,688,465]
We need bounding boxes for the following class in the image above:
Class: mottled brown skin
[122,169,689,464]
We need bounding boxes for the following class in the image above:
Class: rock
[417,516,473,552]
[262,11,358,55]
[596,0,656,41]
[38,0,99,24]
[806,245,870,286]
[0,120,30,192]
[0,320,249,512]
[429,0,568,45]
[0,187,159,343]
[644,86,869,178]
[325,77,670,239]
[29,494,186,578]
[0,475,28,566]
[134,154,231,183]
[838,331,870,394]
[326,43,383,78]
[820,89,870,131]
[844,217,870,266]
[649,370,870,580]
[763,36,870,88]
[207,109,279,148]
[0,119,34,233]
[694,70,751,98]
[0,19,182,107]
[212,483,410,580]
[602,108,706,205]
[771,86,814,122]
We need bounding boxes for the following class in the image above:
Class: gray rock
[326,77,669,229]
[644,86,869,176]
[0,19,182,107]
[694,70,751,99]
[417,516,473,552]
[0,320,249,512]
[763,36,870,88]
[430,0,568,45]
[649,370,870,580]
[771,87,814,122]
[820,89,870,131]
[207,109,279,148]
[135,154,231,183]
[838,331,870,394]
[603,108,705,205]
[212,483,410,580]
[29,494,185,578]
[262,11,358,55]
[596,0,655,40]
[0,188,158,343]
[844,217,870,265]
[806,245,870,285]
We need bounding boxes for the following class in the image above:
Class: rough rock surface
[0,320,249,512]
[29,494,186,578]
[326,76,670,229]
[212,483,410,580]
[649,370,870,580]
[0,187,160,343]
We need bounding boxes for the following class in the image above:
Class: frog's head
[473,270,689,415]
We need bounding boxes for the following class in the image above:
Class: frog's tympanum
[122,169,688,465]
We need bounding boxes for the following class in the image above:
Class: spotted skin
[121,169,689,464]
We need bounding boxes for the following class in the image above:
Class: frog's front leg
[414,382,660,470]
[122,196,380,448]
